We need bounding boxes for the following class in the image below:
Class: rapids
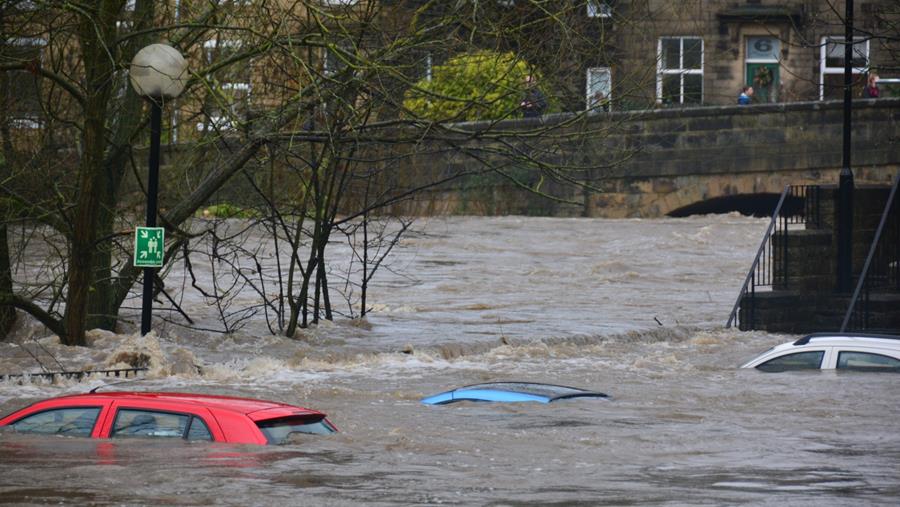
[1,215,898,505]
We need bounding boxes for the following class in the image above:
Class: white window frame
[585,67,611,112]
[5,37,47,129]
[196,39,251,131]
[587,1,611,18]
[656,36,704,105]
[819,35,869,101]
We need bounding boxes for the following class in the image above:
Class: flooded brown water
[1,216,899,505]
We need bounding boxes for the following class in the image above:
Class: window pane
[683,74,703,104]
[824,37,868,69]
[587,67,611,110]
[11,407,100,437]
[257,416,336,445]
[747,37,779,61]
[683,39,702,69]
[200,40,251,130]
[4,39,44,119]
[187,417,213,441]
[757,351,824,372]
[661,74,680,104]
[112,409,189,439]
[587,1,611,17]
[837,352,900,371]
[205,43,251,85]
[661,38,680,70]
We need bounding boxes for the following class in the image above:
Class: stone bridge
[406,98,900,218]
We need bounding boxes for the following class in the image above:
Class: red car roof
[50,392,321,417]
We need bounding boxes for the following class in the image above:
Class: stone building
[580,0,898,110]
[3,1,896,130]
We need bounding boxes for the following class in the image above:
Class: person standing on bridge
[738,86,753,105]
[521,75,548,118]
[863,73,880,98]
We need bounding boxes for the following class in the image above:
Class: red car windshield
[255,415,336,444]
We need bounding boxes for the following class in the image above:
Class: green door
[746,63,779,103]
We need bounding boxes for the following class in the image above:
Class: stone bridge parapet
[404,98,900,217]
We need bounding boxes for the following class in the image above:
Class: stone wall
[401,98,900,218]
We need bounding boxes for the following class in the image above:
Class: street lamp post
[837,0,855,292]
[129,44,187,335]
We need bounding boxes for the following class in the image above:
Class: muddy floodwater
[1,215,899,506]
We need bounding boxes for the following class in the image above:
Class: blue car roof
[421,382,610,405]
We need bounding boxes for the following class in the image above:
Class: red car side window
[10,407,101,437]
[186,416,213,441]
[112,409,189,439]
[110,408,214,441]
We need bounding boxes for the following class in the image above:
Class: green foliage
[404,51,544,121]
[201,203,258,219]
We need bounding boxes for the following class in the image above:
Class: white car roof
[741,332,900,368]
[790,332,900,349]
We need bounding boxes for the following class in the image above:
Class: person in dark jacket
[863,73,880,98]
[738,86,753,105]
[521,75,547,117]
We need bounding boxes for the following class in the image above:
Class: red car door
[102,400,224,442]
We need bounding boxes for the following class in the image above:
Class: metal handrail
[840,174,900,331]
[726,185,790,328]
[1,367,148,382]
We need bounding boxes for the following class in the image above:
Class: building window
[746,36,780,63]
[9,1,37,10]
[117,0,136,32]
[197,39,251,131]
[587,1,611,18]
[424,52,433,82]
[819,36,869,101]
[320,0,358,7]
[3,37,46,128]
[656,37,703,105]
[324,47,344,77]
[586,67,611,112]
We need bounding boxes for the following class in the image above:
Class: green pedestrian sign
[133,227,165,268]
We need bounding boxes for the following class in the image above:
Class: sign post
[133,226,165,268]
[130,43,186,336]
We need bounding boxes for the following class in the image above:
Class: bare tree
[0,0,644,343]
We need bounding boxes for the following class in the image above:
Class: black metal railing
[1,367,148,382]
[726,185,819,330]
[841,174,900,332]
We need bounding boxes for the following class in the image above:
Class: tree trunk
[0,225,17,339]
[0,31,18,339]
[64,3,118,346]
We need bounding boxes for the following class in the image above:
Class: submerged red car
[0,392,336,445]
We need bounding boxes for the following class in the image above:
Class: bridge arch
[666,192,803,217]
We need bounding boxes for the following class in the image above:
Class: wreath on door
[754,66,773,88]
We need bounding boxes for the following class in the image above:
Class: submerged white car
[741,333,900,372]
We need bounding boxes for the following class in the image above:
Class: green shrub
[403,51,547,121]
